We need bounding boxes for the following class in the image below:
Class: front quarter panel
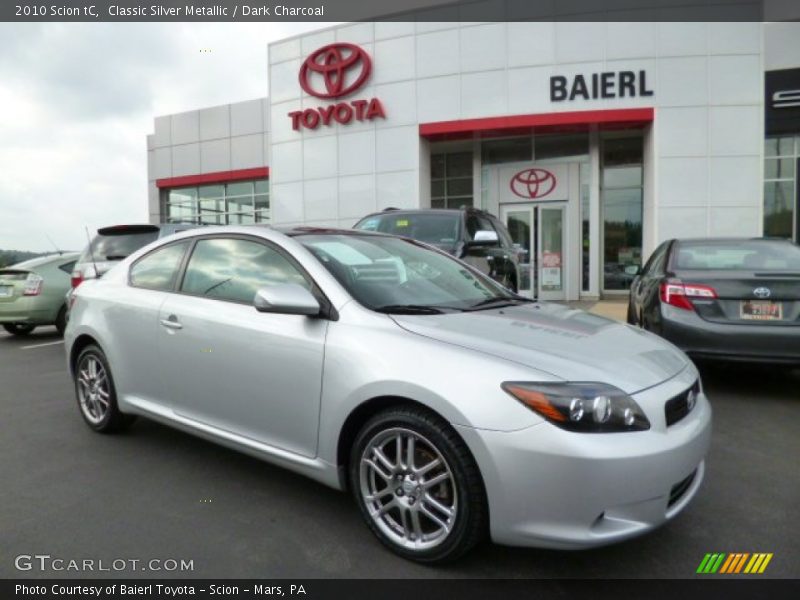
[316,303,557,468]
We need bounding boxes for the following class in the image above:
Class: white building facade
[147,21,800,300]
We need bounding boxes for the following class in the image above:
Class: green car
[0,252,79,336]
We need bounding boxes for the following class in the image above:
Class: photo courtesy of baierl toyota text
[0,1,798,599]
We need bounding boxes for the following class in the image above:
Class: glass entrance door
[500,205,535,297]
[501,204,567,300]
[538,205,566,301]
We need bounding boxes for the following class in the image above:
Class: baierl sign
[288,43,386,131]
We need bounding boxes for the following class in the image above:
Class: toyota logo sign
[753,287,771,299]
[299,43,372,99]
[510,168,557,199]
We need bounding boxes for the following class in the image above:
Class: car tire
[55,306,67,337]
[350,405,487,563]
[74,344,135,434]
[3,323,35,336]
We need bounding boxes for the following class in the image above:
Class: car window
[354,213,461,249]
[642,242,669,276]
[301,234,511,311]
[82,230,159,263]
[489,218,514,248]
[181,237,310,304]
[58,260,77,274]
[130,241,190,291]
[465,214,495,241]
[674,240,800,271]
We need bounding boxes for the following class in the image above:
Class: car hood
[390,302,689,394]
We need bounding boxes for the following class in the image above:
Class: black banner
[0,0,776,23]
[3,579,800,600]
[766,68,800,136]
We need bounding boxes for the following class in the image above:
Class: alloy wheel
[76,354,111,425]
[359,427,457,551]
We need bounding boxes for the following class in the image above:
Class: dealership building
[147,20,800,300]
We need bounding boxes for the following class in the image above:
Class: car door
[157,235,328,458]
[106,240,192,405]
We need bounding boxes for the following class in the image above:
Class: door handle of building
[160,316,183,330]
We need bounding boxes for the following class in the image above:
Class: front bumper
[456,367,711,549]
[660,305,800,363]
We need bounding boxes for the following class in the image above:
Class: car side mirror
[254,284,320,316]
[624,265,641,276]
[467,230,499,247]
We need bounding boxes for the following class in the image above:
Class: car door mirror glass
[254,284,320,316]
[468,230,500,246]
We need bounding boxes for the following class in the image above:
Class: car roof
[357,208,495,219]
[6,252,80,270]
[672,237,795,245]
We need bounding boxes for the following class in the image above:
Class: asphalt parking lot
[1,326,798,579]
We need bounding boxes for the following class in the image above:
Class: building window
[764,135,798,240]
[164,179,270,225]
[534,133,589,161]
[431,151,473,209]
[481,137,532,164]
[601,135,643,291]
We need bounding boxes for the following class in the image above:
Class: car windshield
[355,213,460,250]
[674,240,800,271]
[80,230,159,263]
[299,234,515,312]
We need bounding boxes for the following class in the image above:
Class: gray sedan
[627,237,800,364]
[65,226,711,562]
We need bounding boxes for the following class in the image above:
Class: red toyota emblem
[510,168,557,199]
[299,43,372,99]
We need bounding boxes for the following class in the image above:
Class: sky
[0,22,329,253]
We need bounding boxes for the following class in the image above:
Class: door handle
[160,316,183,330]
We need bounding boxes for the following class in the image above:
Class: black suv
[354,208,522,292]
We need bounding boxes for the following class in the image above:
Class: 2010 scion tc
[65,226,712,562]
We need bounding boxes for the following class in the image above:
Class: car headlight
[502,382,650,433]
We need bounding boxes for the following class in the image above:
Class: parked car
[66,226,711,563]
[627,237,800,363]
[354,208,522,292]
[0,252,79,336]
[70,223,196,289]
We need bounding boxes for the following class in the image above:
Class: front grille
[668,470,697,507]
[664,380,700,427]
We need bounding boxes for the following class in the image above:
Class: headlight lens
[502,382,650,433]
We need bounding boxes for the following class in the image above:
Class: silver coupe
[65,226,712,562]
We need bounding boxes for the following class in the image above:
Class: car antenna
[44,233,62,256]
[84,226,99,275]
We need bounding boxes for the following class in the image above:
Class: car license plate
[740,300,782,321]
[0,286,12,298]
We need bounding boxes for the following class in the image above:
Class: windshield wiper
[105,255,129,261]
[466,296,535,311]
[373,304,446,315]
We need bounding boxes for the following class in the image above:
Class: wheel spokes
[360,427,457,551]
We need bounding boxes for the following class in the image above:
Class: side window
[489,218,514,248]
[58,261,77,274]
[465,214,495,241]
[130,241,190,291]
[642,242,668,276]
[181,238,311,304]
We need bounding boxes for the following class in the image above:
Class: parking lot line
[20,340,64,350]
